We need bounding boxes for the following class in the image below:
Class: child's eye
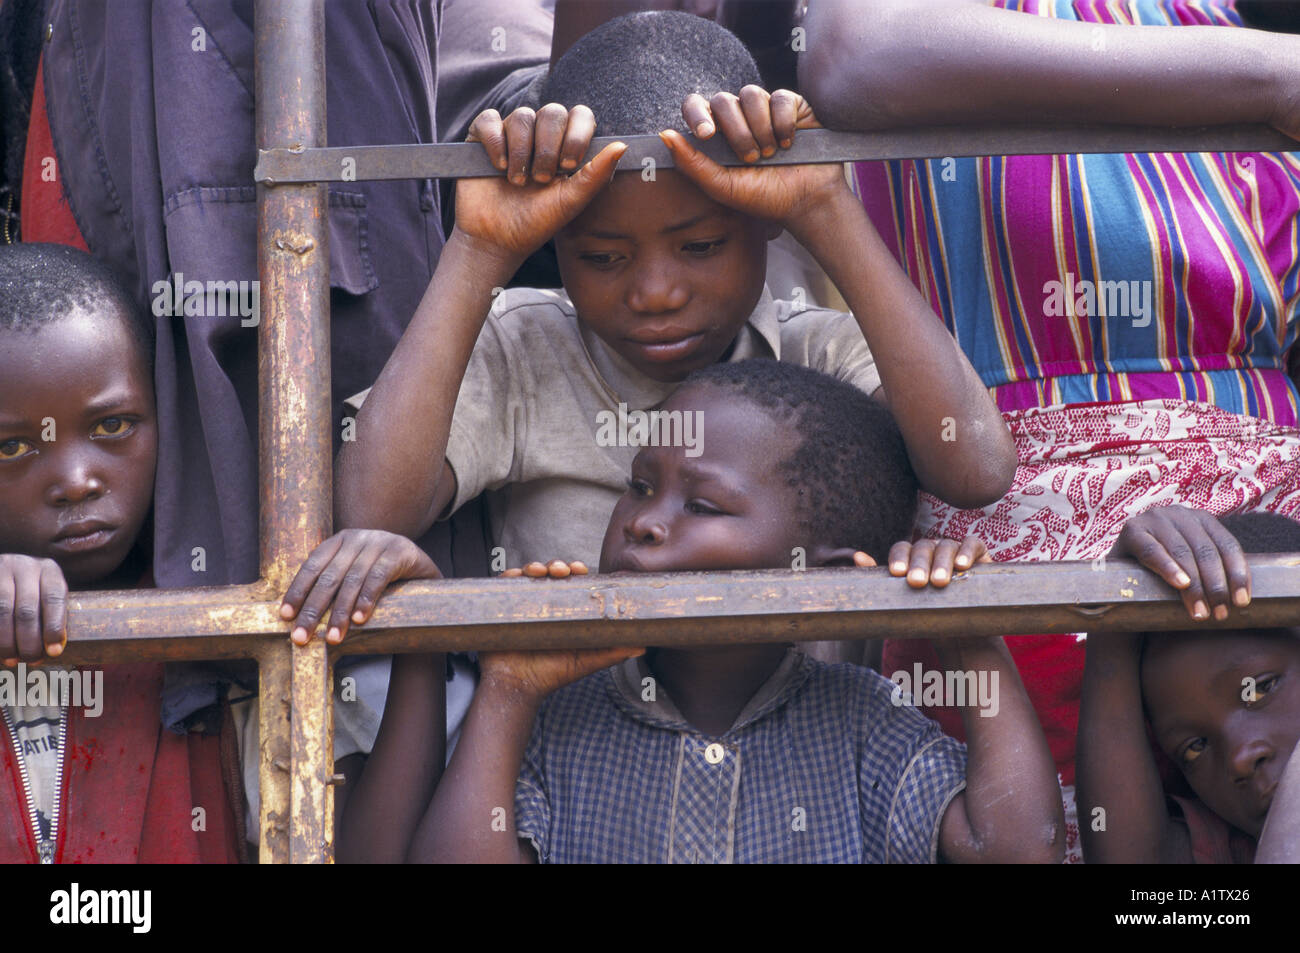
[580,252,622,267]
[1247,674,1280,705]
[626,477,652,497]
[0,438,35,460]
[685,500,722,516]
[92,417,134,437]
[683,239,725,256]
[1179,738,1207,766]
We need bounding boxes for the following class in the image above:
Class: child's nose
[1228,733,1273,783]
[623,505,668,546]
[626,262,689,315]
[45,456,106,506]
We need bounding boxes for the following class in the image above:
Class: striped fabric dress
[853,0,1300,862]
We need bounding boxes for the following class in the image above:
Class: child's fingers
[681,93,716,139]
[1177,512,1234,620]
[39,559,67,658]
[1122,524,1194,590]
[954,537,987,572]
[559,141,627,202]
[558,105,596,172]
[888,541,912,576]
[466,109,508,171]
[658,129,729,197]
[738,85,778,158]
[708,91,761,163]
[569,561,589,575]
[523,562,549,578]
[288,536,367,644]
[503,106,538,185]
[546,560,571,579]
[501,567,524,577]
[906,539,938,588]
[323,539,396,643]
[530,102,570,182]
[852,551,875,568]
[11,560,43,662]
[1203,516,1251,608]
[588,646,645,669]
[280,532,347,619]
[769,89,802,148]
[928,539,962,587]
[1140,520,1212,621]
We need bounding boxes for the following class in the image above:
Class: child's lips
[51,521,118,554]
[625,330,706,363]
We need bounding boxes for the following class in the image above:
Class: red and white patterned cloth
[882,399,1300,862]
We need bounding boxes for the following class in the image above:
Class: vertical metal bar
[255,643,291,863]
[255,0,334,864]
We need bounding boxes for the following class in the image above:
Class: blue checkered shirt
[514,650,967,863]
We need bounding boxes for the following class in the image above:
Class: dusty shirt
[350,285,881,568]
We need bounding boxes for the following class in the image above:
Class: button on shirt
[514,650,967,864]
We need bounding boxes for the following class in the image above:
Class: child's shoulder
[488,286,577,325]
[765,296,878,390]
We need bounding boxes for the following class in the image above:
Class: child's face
[1142,629,1300,838]
[599,384,805,573]
[554,170,776,384]
[0,307,156,586]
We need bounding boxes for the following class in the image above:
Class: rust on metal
[255,641,292,865]
[253,124,1297,184]
[53,555,1300,664]
[255,0,333,864]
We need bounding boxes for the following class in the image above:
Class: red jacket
[0,663,242,864]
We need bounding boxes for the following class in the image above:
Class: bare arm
[335,112,626,536]
[334,233,516,537]
[407,673,542,864]
[336,653,447,863]
[407,645,642,863]
[936,636,1064,863]
[800,0,1300,138]
[785,189,1017,508]
[1076,632,1191,863]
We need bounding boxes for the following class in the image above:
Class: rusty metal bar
[253,124,1297,185]
[255,0,333,865]
[52,555,1300,664]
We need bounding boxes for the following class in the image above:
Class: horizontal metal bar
[51,555,1300,663]
[254,124,1295,184]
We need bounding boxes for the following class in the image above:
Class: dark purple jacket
[39,0,552,589]
[39,0,549,723]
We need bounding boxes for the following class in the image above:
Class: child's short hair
[0,242,151,363]
[1218,510,1300,553]
[681,358,918,561]
[541,11,763,137]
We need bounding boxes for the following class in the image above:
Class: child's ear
[808,545,874,568]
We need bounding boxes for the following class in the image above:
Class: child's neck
[646,643,790,738]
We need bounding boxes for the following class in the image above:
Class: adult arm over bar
[799,0,1300,139]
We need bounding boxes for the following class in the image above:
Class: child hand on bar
[279,529,443,645]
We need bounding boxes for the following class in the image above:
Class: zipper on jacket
[1,705,68,864]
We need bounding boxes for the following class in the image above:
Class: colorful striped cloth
[854,0,1300,424]
[855,0,1300,863]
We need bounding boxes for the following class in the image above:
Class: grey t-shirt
[350,285,881,569]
